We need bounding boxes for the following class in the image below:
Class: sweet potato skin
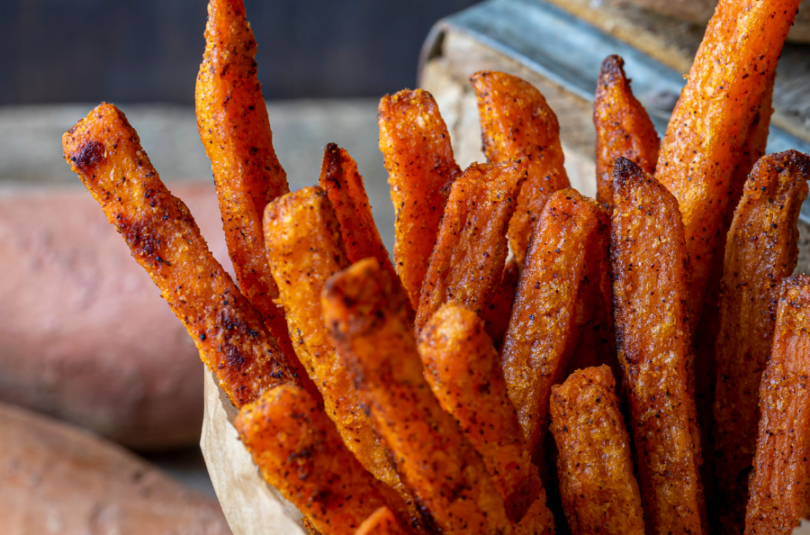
[471,71,570,265]
[713,151,810,532]
[415,160,524,334]
[378,89,461,308]
[235,385,390,535]
[593,55,659,208]
[611,158,705,535]
[355,507,411,535]
[195,0,296,362]
[549,366,645,535]
[62,103,296,408]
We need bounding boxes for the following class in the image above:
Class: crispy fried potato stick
[195,0,298,365]
[501,188,608,454]
[415,160,525,334]
[471,71,571,265]
[594,55,660,209]
[235,385,391,535]
[62,103,296,407]
[549,366,645,535]
[483,257,520,347]
[655,0,799,325]
[263,187,416,525]
[323,259,550,535]
[418,303,532,519]
[611,158,706,535]
[744,275,810,535]
[355,507,411,535]
[713,151,810,531]
[378,89,461,308]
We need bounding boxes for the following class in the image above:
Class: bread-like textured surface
[714,151,809,532]
[62,103,296,408]
[611,158,706,535]
[744,275,810,534]
[356,507,412,535]
[550,366,645,535]
[471,71,571,265]
[378,89,461,309]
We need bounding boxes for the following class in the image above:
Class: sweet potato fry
[195,0,297,363]
[323,258,548,535]
[378,89,462,308]
[62,103,297,408]
[594,55,660,208]
[415,159,525,334]
[483,257,520,347]
[235,385,391,535]
[655,0,799,325]
[356,507,411,535]
[713,150,810,531]
[500,188,608,454]
[471,71,571,265]
[744,275,810,535]
[417,303,532,519]
[549,366,645,535]
[263,187,415,523]
[611,158,706,535]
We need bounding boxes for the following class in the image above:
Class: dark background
[0,0,480,105]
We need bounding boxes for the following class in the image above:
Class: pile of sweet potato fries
[62,0,810,533]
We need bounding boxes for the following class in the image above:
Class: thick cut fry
[417,303,532,519]
[744,275,810,535]
[263,187,415,525]
[611,158,706,535]
[323,259,553,535]
[378,89,461,308]
[500,188,608,454]
[471,71,571,265]
[594,55,660,208]
[549,366,645,535]
[655,0,799,325]
[483,257,520,347]
[62,103,296,408]
[714,151,810,532]
[195,0,298,364]
[356,507,411,535]
[415,160,525,333]
[235,385,390,535]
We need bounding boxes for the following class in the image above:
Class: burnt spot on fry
[72,140,106,171]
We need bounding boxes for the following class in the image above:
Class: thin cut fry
[744,275,810,535]
[235,385,390,535]
[62,103,297,407]
[483,257,520,347]
[355,507,411,535]
[549,365,645,535]
[594,54,660,208]
[195,0,297,363]
[611,158,706,535]
[713,151,810,532]
[500,188,608,454]
[378,89,461,308]
[415,159,525,333]
[417,303,532,519]
[655,0,799,325]
[471,71,571,265]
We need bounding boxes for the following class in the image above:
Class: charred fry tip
[753,149,810,178]
[598,54,626,85]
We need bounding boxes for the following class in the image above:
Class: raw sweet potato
[593,54,659,208]
[714,151,810,532]
[356,507,411,535]
[235,385,391,535]
[549,366,645,535]
[483,256,520,347]
[471,71,570,265]
[378,89,462,308]
[415,159,525,334]
[611,158,706,535]
[62,103,297,408]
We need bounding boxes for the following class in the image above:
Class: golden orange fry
[235,385,390,535]
[355,507,411,535]
[593,54,660,208]
[378,89,461,308]
[483,257,520,347]
[713,151,810,532]
[471,71,570,265]
[744,275,810,535]
[611,158,706,535]
[415,160,525,334]
[549,366,645,535]
[62,103,297,408]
